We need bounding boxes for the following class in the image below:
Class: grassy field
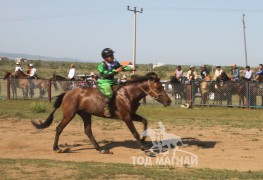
[0,99,262,129]
[0,100,263,179]
[1,158,263,179]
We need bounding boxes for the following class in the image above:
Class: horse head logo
[141,122,186,154]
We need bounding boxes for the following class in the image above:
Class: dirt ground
[0,118,263,171]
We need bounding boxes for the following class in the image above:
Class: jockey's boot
[104,98,112,118]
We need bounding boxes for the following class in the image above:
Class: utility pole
[242,13,248,67]
[127,6,143,74]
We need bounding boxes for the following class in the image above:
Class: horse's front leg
[123,117,144,151]
[131,114,148,142]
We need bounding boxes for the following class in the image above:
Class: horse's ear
[146,72,158,80]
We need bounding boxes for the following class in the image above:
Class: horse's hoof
[56,147,71,153]
[144,150,156,157]
[100,149,113,154]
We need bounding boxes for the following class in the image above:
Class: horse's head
[144,72,172,107]
[217,72,230,81]
[170,76,180,84]
[3,72,12,80]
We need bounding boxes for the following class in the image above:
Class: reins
[139,80,167,101]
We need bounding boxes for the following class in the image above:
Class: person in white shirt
[174,65,184,82]
[244,65,253,81]
[15,62,23,72]
[213,65,223,80]
[67,64,76,80]
[28,64,37,78]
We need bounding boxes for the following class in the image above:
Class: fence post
[48,79,51,102]
[7,78,10,100]
[246,81,249,109]
[189,82,193,107]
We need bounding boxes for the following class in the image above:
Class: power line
[146,7,263,12]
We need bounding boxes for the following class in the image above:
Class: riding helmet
[101,48,115,59]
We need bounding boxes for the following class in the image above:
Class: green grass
[0,158,262,179]
[0,99,263,129]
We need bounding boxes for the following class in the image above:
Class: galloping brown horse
[32,72,171,153]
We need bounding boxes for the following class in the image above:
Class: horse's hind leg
[77,111,102,151]
[53,111,76,151]
[131,114,148,142]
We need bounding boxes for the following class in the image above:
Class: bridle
[139,80,167,101]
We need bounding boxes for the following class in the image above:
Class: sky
[0,0,263,67]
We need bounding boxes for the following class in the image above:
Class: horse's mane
[52,74,67,80]
[16,69,28,77]
[126,72,160,84]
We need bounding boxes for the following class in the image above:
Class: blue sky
[0,0,263,67]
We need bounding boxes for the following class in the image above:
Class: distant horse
[216,72,245,106]
[51,74,72,91]
[3,71,29,99]
[200,75,211,105]
[31,72,172,153]
[12,70,48,98]
[250,76,263,106]
[170,76,187,104]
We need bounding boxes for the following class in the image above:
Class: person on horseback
[200,65,210,80]
[67,64,76,80]
[213,65,223,80]
[97,48,132,117]
[15,62,23,72]
[244,65,253,81]
[27,63,37,92]
[230,64,240,81]
[255,64,263,81]
[172,65,184,83]
[186,65,198,82]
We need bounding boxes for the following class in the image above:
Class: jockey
[97,48,132,117]
[15,62,23,72]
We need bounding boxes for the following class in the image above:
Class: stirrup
[104,108,111,117]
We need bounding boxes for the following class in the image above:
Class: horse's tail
[31,92,66,129]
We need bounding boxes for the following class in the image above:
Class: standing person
[213,65,223,80]
[88,72,97,88]
[186,65,198,82]
[200,65,210,80]
[67,64,76,80]
[97,48,133,117]
[15,62,23,72]
[174,65,184,82]
[244,65,253,81]
[230,64,240,81]
[255,64,263,81]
